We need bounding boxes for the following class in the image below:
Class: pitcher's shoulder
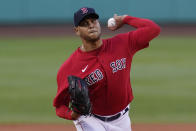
[57,50,78,73]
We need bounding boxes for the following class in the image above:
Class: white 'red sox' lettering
[84,69,103,86]
[110,58,126,73]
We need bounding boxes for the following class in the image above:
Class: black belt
[93,107,129,122]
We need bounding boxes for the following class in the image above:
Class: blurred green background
[0,36,196,124]
[0,0,196,125]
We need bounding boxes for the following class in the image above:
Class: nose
[89,21,94,28]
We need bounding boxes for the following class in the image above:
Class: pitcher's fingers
[113,14,118,18]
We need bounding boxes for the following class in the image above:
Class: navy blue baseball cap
[74,7,99,27]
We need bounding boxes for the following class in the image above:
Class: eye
[91,18,97,23]
[79,18,97,27]
[79,21,88,27]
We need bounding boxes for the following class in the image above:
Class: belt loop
[105,117,108,122]
[122,106,129,115]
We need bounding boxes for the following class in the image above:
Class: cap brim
[78,13,99,26]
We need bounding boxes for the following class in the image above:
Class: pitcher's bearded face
[75,17,101,42]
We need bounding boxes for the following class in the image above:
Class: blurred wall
[0,0,196,25]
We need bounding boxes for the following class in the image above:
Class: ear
[74,27,80,36]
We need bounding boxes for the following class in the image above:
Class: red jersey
[53,16,160,120]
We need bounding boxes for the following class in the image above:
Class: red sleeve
[53,64,73,120]
[122,16,161,54]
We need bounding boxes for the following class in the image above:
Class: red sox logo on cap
[81,8,88,14]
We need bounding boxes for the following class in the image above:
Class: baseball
[107,18,116,28]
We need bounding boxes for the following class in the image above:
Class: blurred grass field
[0,36,196,124]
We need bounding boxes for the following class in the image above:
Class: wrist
[123,16,134,24]
[71,111,81,120]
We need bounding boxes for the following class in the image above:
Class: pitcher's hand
[108,14,128,31]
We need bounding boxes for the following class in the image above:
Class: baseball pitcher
[53,7,160,131]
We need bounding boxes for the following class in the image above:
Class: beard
[81,29,102,43]
[84,33,101,43]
